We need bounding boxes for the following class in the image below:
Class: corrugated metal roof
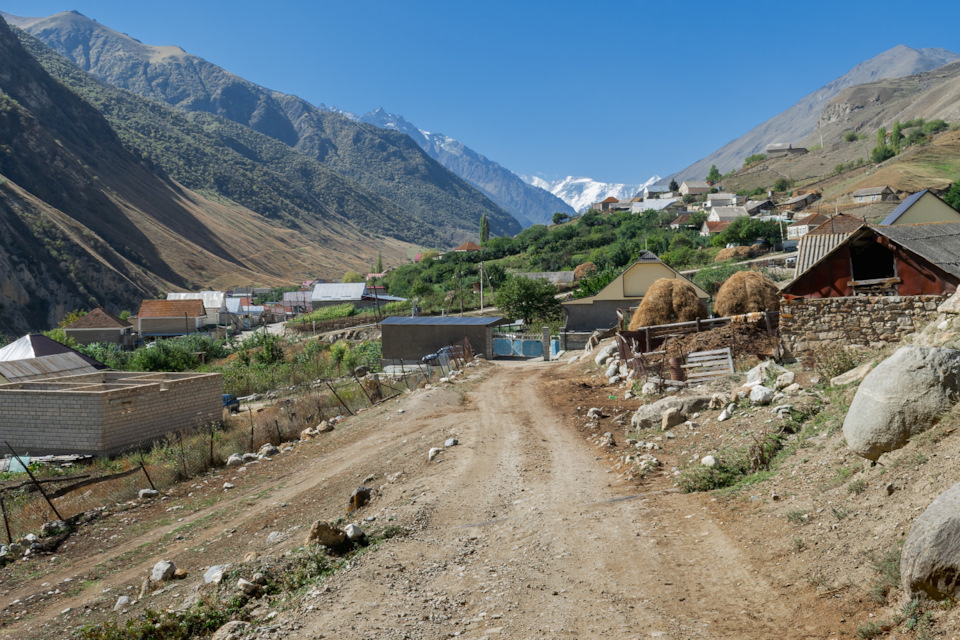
[0,335,106,368]
[311,283,367,302]
[880,190,927,225]
[381,316,507,326]
[710,206,748,220]
[635,198,681,212]
[876,223,960,278]
[853,186,892,197]
[0,353,100,384]
[794,233,850,276]
[166,291,225,309]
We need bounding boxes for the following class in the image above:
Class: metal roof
[635,198,681,211]
[793,233,851,276]
[880,190,927,225]
[311,283,367,302]
[0,353,100,384]
[875,223,960,279]
[710,206,749,220]
[853,186,893,197]
[380,316,507,326]
[167,291,225,309]
[0,335,106,368]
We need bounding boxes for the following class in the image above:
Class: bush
[843,131,860,142]
[743,153,766,166]
[773,178,792,192]
[817,348,860,380]
[289,304,356,324]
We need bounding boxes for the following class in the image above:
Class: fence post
[325,381,354,416]
[0,494,11,544]
[176,432,187,478]
[247,408,255,452]
[274,420,282,444]
[542,326,551,362]
[644,327,651,354]
[140,462,156,491]
[4,441,62,521]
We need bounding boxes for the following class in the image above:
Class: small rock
[774,371,796,390]
[587,407,603,419]
[299,428,318,441]
[701,455,717,467]
[354,365,369,377]
[886,483,895,496]
[444,438,459,447]
[241,453,258,463]
[237,578,259,596]
[665,431,676,440]
[749,385,775,406]
[604,363,619,378]
[204,565,230,584]
[661,407,685,430]
[151,560,176,582]
[641,381,658,395]
[428,447,443,461]
[114,596,130,611]
[317,421,334,433]
[718,405,734,422]
[349,486,372,511]
[265,531,284,545]
[608,375,621,385]
[223,482,235,490]
[344,523,364,541]
[173,568,188,579]
[783,383,802,394]
[830,363,873,387]
[258,444,280,457]
[139,489,159,500]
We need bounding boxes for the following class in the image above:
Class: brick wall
[780,295,945,355]
[0,373,222,455]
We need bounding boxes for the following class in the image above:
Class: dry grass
[574,262,597,280]
[628,278,706,330]
[714,270,780,316]
[715,246,756,262]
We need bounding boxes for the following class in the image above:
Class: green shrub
[743,153,766,166]
[843,131,860,142]
[288,303,356,324]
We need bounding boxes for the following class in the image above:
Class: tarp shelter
[381,316,508,361]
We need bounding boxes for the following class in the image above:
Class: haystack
[574,262,597,280]
[714,246,755,262]
[628,278,706,330]
[714,270,780,317]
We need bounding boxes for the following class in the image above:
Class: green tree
[891,120,902,155]
[494,276,561,324]
[58,308,87,328]
[480,213,490,243]
[376,251,383,273]
[871,126,895,164]
[943,182,960,212]
[773,177,792,192]
[668,178,679,192]
[706,164,722,183]
[342,271,364,283]
[552,212,570,225]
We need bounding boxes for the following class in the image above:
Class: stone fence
[780,295,946,355]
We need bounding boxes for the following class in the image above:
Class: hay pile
[574,262,597,280]
[714,246,755,262]
[629,278,706,330]
[714,270,780,316]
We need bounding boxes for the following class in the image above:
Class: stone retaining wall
[780,295,946,354]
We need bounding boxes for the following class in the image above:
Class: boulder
[587,407,603,419]
[354,365,369,377]
[608,376,621,385]
[226,454,243,467]
[258,444,280,457]
[305,521,347,549]
[661,407,685,430]
[830,363,873,387]
[151,560,176,582]
[902,482,960,599]
[114,595,130,611]
[344,523,365,541]
[774,371,795,390]
[211,621,251,640]
[604,363,619,378]
[349,486,372,511]
[237,578,259,596]
[641,381,659,396]
[428,447,443,461]
[631,395,712,431]
[241,453,258,463]
[843,346,960,461]
[749,385,775,406]
[594,343,617,366]
[138,489,159,500]
[40,520,68,537]
[223,482,235,490]
[444,438,459,447]
[299,428,318,441]
[204,564,230,584]
[317,421,334,433]
[745,361,788,387]
[701,455,717,467]
[939,291,960,314]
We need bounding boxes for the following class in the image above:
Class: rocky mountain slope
[0,18,413,335]
[524,175,661,213]
[668,45,960,182]
[359,108,576,227]
[5,10,521,242]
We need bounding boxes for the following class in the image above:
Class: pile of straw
[628,278,706,330]
[714,270,780,317]
[574,262,597,280]
[714,246,755,262]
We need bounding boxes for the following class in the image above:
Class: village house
[705,192,740,208]
[699,220,731,236]
[879,189,960,225]
[786,212,832,240]
[766,142,808,157]
[643,185,671,199]
[310,283,405,310]
[707,206,749,223]
[669,212,696,230]
[453,241,482,252]
[852,185,898,204]
[561,252,709,332]
[282,291,312,316]
[778,192,820,213]
[745,199,777,216]
[679,181,710,196]
[631,198,683,214]
[593,196,620,211]
[166,291,226,326]
[62,308,135,347]
[381,316,508,362]
[136,299,205,337]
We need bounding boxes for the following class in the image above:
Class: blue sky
[4,1,959,183]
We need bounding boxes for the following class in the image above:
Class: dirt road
[1,361,845,639]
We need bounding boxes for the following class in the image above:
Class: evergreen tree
[376,251,383,273]
[668,178,679,192]
[891,120,902,155]
[480,213,490,243]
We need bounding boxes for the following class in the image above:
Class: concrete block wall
[780,295,945,355]
[0,390,104,455]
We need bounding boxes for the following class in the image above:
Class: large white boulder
[843,346,960,461]
[902,482,960,599]
[631,395,712,430]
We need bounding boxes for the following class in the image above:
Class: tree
[494,275,561,324]
[552,212,570,225]
[871,126,895,164]
[944,182,960,212]
[376,251,383,273]
[891,120,902,155]
[342,271,364,283]
[706,164,722,184]
[773,177,792,192]
[668,178,679,192]
[479,213,490,243]
[58,309,87,328]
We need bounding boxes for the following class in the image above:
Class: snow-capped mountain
[523,175,662,213]
[344,108,576,227]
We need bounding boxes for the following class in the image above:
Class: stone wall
[780,295,946,355]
